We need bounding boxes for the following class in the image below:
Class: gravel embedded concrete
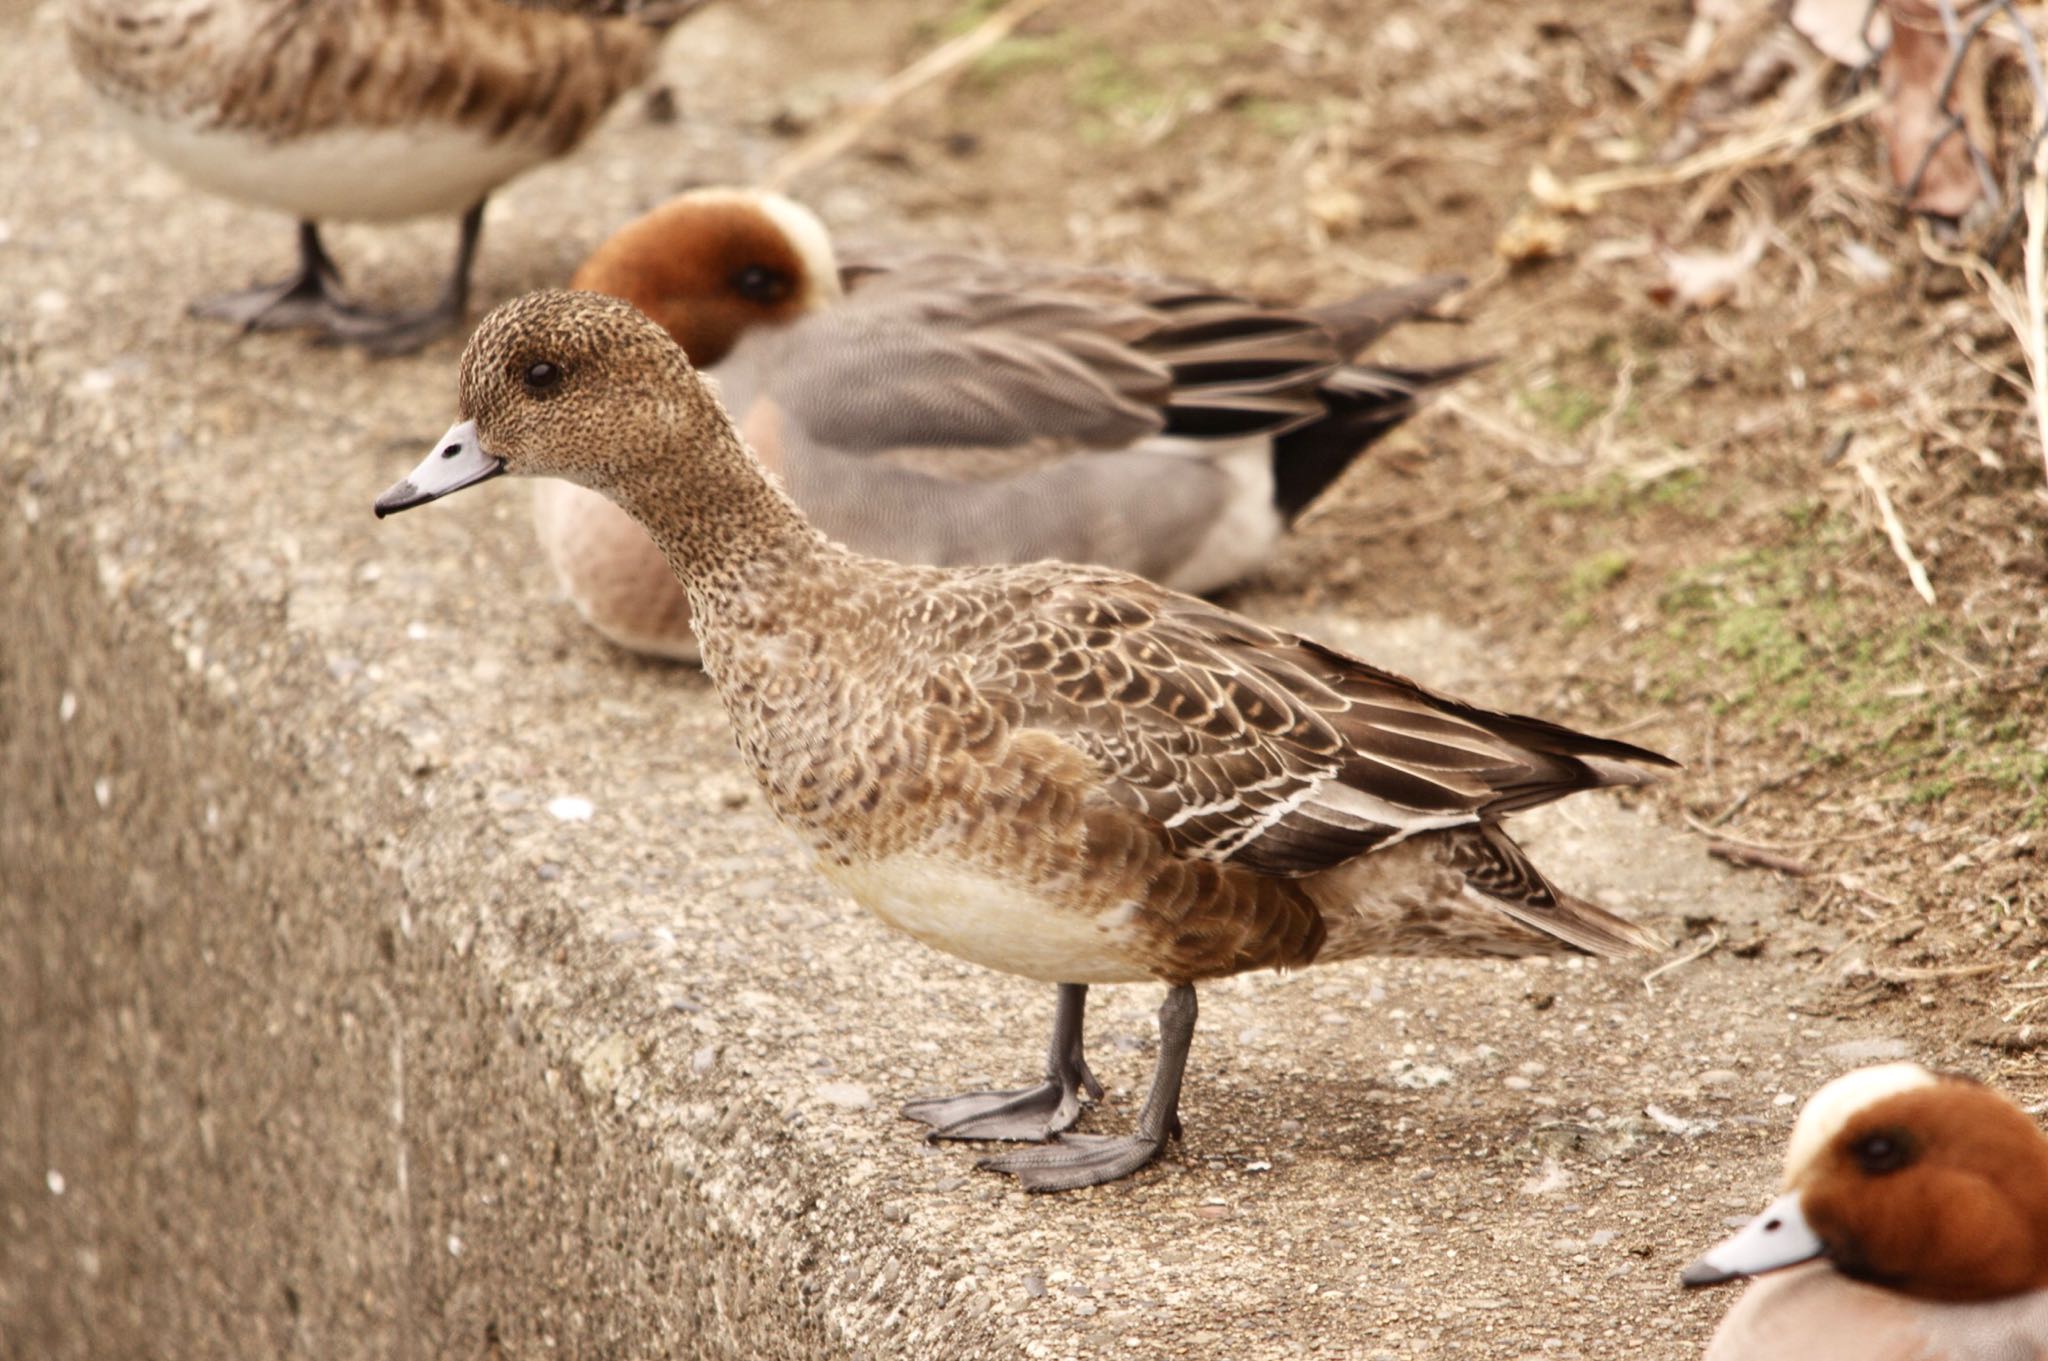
[0,3,1943,1356]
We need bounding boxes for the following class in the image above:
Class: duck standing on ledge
[1683,1062,2048,1359]
[66,0,701,354]
[376,291,1674,1192]
[535,188,1484,662]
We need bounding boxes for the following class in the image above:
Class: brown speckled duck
[376,290,1675,1192]
[66,0,702,353]
[534,188,1483,662]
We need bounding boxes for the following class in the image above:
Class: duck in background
[1683,1061,2048,1360]
[66,0,706,354]
[534,188,1485,663]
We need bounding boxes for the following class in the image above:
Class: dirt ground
[12,0,2048,1355]
[722,0,2048,1040]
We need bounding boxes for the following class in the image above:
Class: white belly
[111,106,552,222]
[821,854,1156,984]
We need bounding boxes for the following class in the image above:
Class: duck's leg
[977,984,1195,1193]
[901,983,1103,1142]
[315,199,486,357]
[189,219,349,331]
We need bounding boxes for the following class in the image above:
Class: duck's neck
[592,387,829,620]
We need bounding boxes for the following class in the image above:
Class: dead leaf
[1496,208,1573,265]
[1877,0,1993,218]
[1528,164,1599,216]
[1789,0,1890,66]
[1649,220,1772,309]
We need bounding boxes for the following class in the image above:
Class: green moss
[1628,503,2046,818]
[1568,549,1634,601]
[1237,97,1316,138]
[1519,382,1605,436]
[969,32,1080,84]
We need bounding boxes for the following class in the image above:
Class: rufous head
[569,188,842,366]
[1683,1062,2048,1303]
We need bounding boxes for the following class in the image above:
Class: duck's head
[570,187,842,366]
[1682,1062,2048,1302]
[375,289,725,516]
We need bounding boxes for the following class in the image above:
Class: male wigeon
[533,188,1484,662]
[66,0,701,353]
[1683,1061,2048,1359]
[375,291,1671,1191]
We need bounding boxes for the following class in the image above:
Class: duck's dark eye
[522,360,563,394]
[1851,1130,1913,1174]
[732,264,792,304]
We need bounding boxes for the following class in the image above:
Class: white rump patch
[1157,439,1285,596]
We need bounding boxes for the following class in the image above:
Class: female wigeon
[1684,1062,2048,1359]
[375,291,1671,1191]
[533,188,1484,663]
[66,0,701,353]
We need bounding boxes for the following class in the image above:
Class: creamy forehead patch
[751,193,842,301]
[1784,1061,1940,1184]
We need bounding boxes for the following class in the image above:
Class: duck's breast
[1704,1265,2048,1361]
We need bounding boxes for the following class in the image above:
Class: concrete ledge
[3,5,1868,1357]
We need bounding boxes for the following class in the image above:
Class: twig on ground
[1644,929,1723,997]
[1343,484,1512,542]
[1707,840,1819,876]
[1708,760,1825,827]
[1589,352,1638,458]
[1852,451,1938,605]
[2024,137,2048,484]
[1437,395,1583,467]
[1873,962,2002,983]
[760,0,1061,192]
[1533,88,1882,212]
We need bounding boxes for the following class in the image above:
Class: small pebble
[547,796,595,822]
[816,1081,873,1111]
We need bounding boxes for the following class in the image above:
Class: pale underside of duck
[1701,1266,2048,1361]
[377,290,1671,1191]
[65,0,673,352]
[534,245,1482,662]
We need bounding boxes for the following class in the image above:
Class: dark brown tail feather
[1272,357,1492,521]
[1456,822,1664,958]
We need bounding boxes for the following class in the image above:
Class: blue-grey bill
[1680,1192,1825,1288]
[374,419,505,517]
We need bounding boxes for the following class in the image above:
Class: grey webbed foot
[902,1071,1100,1142]
[977,984,1198,1194]
[902,982,1101,1142]
[311,297,466,357]
[308,200,485,357]
[190,219,349,332]
[977,1130,1169,1192]
[194,201,485,357]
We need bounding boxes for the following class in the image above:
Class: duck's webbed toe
[311,297,466,357]
[902,1068,1100,1144]
[977,1129,1174,1192]
[901,982,1103,1142]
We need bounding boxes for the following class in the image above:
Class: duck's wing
[965,571,1677,879]
[762,249,1372,470]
